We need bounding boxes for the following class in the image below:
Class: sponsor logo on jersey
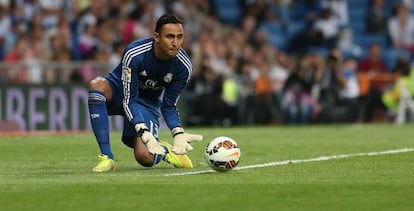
[140,79,165,91]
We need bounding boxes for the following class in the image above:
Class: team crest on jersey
[164,73,173,83]
[122,65,132,82]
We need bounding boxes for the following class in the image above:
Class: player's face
[154,23,184,59]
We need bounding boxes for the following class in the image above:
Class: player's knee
[88,77,112,100]
[133,138,155,167]
[135,154,154,167]
[88,77,106,90]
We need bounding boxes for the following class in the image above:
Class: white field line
[164,148,414,176]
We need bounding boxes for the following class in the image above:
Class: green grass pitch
[1,124,414,211]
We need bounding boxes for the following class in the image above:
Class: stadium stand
[0,0,413,126]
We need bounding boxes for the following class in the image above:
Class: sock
[88,90,113,159]
[152,145,168,166]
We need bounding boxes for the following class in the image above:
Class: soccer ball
[204,136,241,172]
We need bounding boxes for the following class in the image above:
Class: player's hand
[172,127,203,154]
[135,123,165,155]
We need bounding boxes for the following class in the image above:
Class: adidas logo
[139,70,147,76]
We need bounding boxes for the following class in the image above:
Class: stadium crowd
[0,0,414,126]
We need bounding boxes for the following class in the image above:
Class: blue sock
[152,145,168,166]
[88,90,113,159]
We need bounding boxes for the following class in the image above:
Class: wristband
[137,128,149,137]
[171,127,185,137]
[135,123,149,137]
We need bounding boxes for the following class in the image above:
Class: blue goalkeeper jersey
[106,38,192,130]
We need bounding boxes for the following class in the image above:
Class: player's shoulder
[177,48,191,60]
[123,38,153,65]
[176,48,192,72]
[124,37,154,52]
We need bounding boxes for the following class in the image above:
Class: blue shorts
[104,76,160,148]
[120,111,160,148]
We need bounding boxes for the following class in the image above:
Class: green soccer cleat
[92,154,115,172]
[160,141,193,168]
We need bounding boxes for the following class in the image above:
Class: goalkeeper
[87,14,203,172]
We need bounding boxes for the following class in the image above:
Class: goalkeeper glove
[172,127,203,155]
[135,123,165,155]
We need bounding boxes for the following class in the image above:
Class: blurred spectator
[76,0,107,35]
[221,71,239,125]
[126,3,154,41]
[365,0,389,34]
[310,8,340,48]
[240,15,258,45]
[269,51,292,122]
[336,57,360,122]
[357,43,397,122]
[29,21,48,60]
[95,18,116,54]
[74,48,109,83]
[0,5,11,59]
[189,61,226,125]
[254,61,275,124]
[387,3,414,52]
[25,39,42,84]
[243,0,269,24]
[358,43,387,74]
[45,46,72,84]
[403,0,414,11]
[120,5,141,44]
[77,23,97,59]
[236,61,256,125]
[358,58,406,123]
[360,58,413,122]
[3,3,31,57]
[313,48,357,122]
[171,0,210,42]
[357,43,388,97]
[302,52,325,99]
[281,53,321,124]
[109,41,125,69]
[38,0,66,30]
[382,58,414,114]
[3,35,30,83]
[321,0,349,27]
[55,14,73,52]
[28,12,43,31]
[339,58,360,98]
[17,0,40,22]
[265,0,290,24]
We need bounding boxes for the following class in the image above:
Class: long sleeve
[161,50,192,129]
[120,42,153,127]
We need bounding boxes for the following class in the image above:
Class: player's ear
[154,32,160,44]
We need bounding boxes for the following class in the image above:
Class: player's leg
[122,115,193,168]
[135,136,162,167]
[88,77,115,172]
[121,118,166,167]
[137,114,193,168]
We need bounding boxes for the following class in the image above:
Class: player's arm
[161,66,203,155]
[121,55,164,155]
[120,62,144,126]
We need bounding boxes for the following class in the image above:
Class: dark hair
[155,14,183,33]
